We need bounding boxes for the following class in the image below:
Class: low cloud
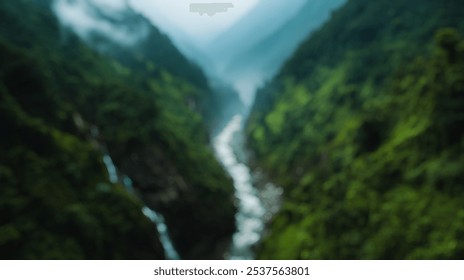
[53,0,149,47]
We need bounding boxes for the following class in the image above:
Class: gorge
[1,0,463,260]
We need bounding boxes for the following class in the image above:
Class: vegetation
[0,0,235,259]
[247,0,464,259]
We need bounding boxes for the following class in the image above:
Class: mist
[126,0,344,106]
[53,0,150,46]
[52,0,345,106]
[127,0,260,48]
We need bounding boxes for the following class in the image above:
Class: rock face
[246,0,464,259]
[0,0,235,259]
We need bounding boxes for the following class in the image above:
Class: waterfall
[101,150,180,260]
[142,207,180,260]
[102,154,118,184]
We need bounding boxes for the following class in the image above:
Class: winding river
[213,114,282,259]
[100,113,280,260]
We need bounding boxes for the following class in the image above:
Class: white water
[102,154,118,184]
[101,151,180,260]
[100,114,280,260]
[214,114,281,259]
[141,206,180,260]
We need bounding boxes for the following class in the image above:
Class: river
[213,114,282,260]
[101,113,281,260]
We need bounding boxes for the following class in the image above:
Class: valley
[1,0,463,260]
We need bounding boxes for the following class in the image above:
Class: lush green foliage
[0,0,235,259]
[0,39,165,259]
[247,0,464,259]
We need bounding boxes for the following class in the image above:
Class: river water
[100,113,280,260]
[213,114,282,259]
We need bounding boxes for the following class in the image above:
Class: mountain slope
[225,0,346,81]
[207,0,345,105]
[247,0,464,259]
[0,0,235,259]
[205,0,306,72]
[0,1,164,259]
[53,0,226,124]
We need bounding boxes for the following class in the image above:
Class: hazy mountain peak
[206,0,306,68]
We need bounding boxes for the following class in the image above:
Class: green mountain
[0,0,235,259]
[247,0,464,259]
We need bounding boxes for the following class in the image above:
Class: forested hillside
[0,0,235,259]
[247,0,464,259]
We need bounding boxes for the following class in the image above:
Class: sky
[127,0,260,46]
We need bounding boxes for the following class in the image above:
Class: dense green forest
[247,0,464,259]
[0,0,235,259]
